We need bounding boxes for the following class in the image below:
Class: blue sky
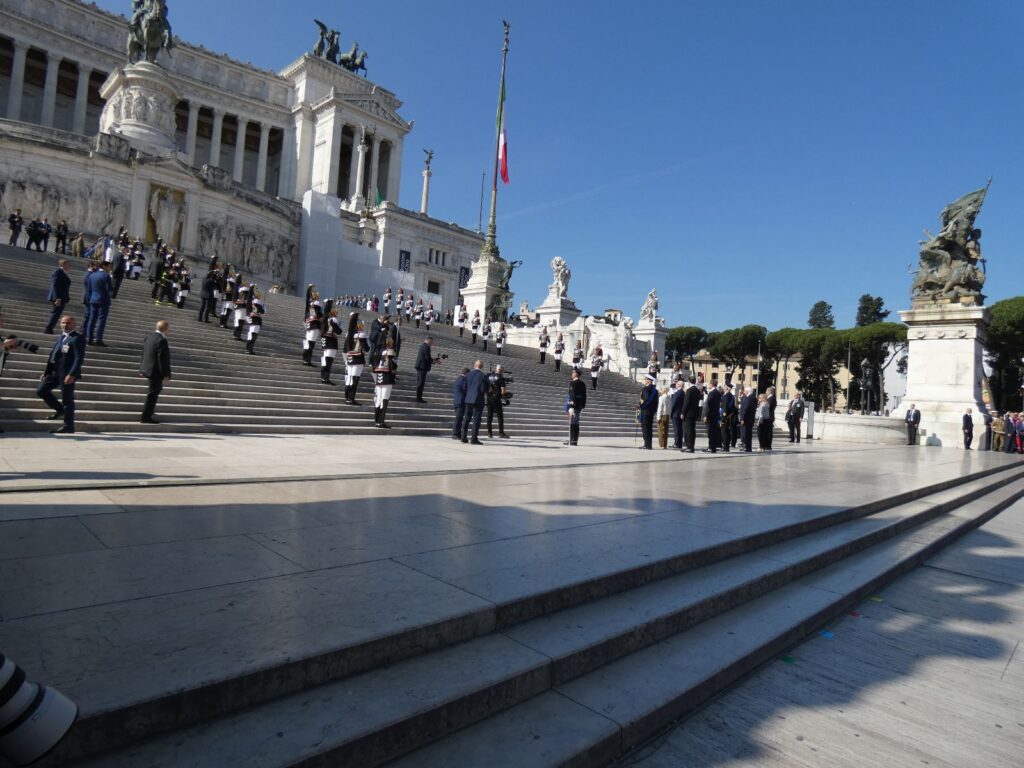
[96,0,1023,331]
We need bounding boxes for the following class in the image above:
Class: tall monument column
[420,149,433,215]
[352,128,369,210]
[897,184,991,448]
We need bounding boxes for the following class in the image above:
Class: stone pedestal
[897,305,989,448]
[632,319,667,366]
[463,253,510,321]
[99,62,179,155]
[535,296,581,329]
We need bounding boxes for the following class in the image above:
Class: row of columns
[5,40,101,134]
[179,101,280,194]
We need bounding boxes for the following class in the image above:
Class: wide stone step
[387,474,1024,768]
[8,461,1016,766]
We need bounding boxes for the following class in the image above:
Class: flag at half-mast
[496,67,509,184]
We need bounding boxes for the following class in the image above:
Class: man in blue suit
[461,360,487,445]
[84,262,113,346]
[36,313,86,434]
[44,259,71,334]
[451,367,468,440]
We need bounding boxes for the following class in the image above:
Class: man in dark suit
[36,313,86,434]
[669,380,685,450]
[565,368,587,446]
[638,374,658,449]
[720,383,737,452]
[7,208,23,246]
[451,367,468,439]
[198,271,217,322]
[461,360,486,444]
[414,336,439,402]
[787,393,805,442]
[44,259,71,334]
[703,383,723,453]
[111,247,128,299]
[84,262,113,346]
[139,320,171,424]
[905,403,921,445]
[962,408,974,450]
[739,386,757,452]
[681,377,702,452]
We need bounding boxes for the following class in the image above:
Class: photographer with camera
[486,364,511,439]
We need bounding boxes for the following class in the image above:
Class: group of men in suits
[452,360,487,444]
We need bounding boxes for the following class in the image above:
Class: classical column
[420,167,431,215]
[388,136,403,205]
[72,63,91,134]
[40,54,62,127]
[368,138,381,204]
[184,101,200,162]
[6,41,28,121]
[209,108,224,167]
[346,126,360,200]
[256,122,270,192]
[232,117,248,182]
[352,133,368,209]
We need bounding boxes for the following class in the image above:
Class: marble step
[388,475,1024,768]
[7,462,1016,766]
[60,468,1024,768]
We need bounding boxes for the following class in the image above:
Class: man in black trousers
[703,383,723,453]
[963,408,974,450]
[669,379,685,450]
[139,320,171,424]
[451,367,468,439]
[565,368,587,446]
[198,270,217,322]
[905,403,921,445]
[414,336,440,403]
[44,259,71,334]
[739,386,757,452]
[681,377,702,453]
[638,373,658,450]
[36,313,86,434]
[461,360,486,444]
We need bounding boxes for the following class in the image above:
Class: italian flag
[497,74,509,184]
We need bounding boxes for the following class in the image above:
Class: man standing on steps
[37,313,85,434]
[414,336,440,403]
[564,368,587,446]
[452,367,468,439]
[139,320,171,425]
[905,403,921,445]
[44,259,71,334]
[461,359,486,445]
[681,376,702,453]
[84,262,113,347]
[963,408,974,450]
[7,208,23,246]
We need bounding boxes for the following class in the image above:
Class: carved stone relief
[0,171,129,237]
[197,214,298,289]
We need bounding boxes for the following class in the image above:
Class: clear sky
[94,0,1023,331]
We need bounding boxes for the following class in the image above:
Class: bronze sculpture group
[313,20,368,75]
[127,0,173,64]
[912,183,989,306]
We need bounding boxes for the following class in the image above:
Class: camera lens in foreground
[0,654,78,766]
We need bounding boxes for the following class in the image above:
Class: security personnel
[37,313,86,434]
[496,322,507,357]
[54,219,69,254]
[470,311,481,343]
[486,364,510,439]
[7,208,23,246]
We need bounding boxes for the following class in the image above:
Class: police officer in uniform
[486,364,510,439]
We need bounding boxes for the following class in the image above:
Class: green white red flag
[497,72,509,184]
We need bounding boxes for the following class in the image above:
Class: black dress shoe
[46,411,65,421]
[51,425,75,434]
[140,418,160,424]
[461,438,469,443]
[415,398,427,403]
[499,433,510,439]
[470,439,484,445]
[94,341,107,347]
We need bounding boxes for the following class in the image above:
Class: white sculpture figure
[551,256,571,299]
[640,289,659,323]
[148,188,185,244]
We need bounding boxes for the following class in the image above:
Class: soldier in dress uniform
[382,287,392,314]
[481,317,491,352]
[496,322,507,356]
[457,304,468,337]
[54,219,69,254]
[424,303,434,332]
[647,351,661,378]
[589,345,604,390]
[572,340,584,372]
[302,285,322,365]
[219,268,237,327]
[343,312,368,405]
[404,295,414,325]
[246,290,265,355]
[320,301,341,385]
[372,338,398,429]
[413,299,424,328]
[232,283,251,340]
[539,326,550,363]
[553,333,565,372]
[470,310,481,343]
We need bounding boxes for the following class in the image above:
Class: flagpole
[481,20,510,261]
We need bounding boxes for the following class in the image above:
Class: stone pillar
[209,108,224,168]
[40,54,62,127]
[184,101,200,162]
[368,138,381,204]
[256,122,270,192]
[232,116,248,183]
[346,127,360,200]
[388,136,403,206]
[281,122,298,198]
[291,106,313,199]
[352,136,368,209]
[6,41,28,121]
[72,63,91,134]
[420,168,431,215]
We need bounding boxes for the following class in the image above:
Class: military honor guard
[245,290,265,354]
[413,299,424,328]
[589,345,604,390]
[343,312,368,405]
[539,326,550,363]
[218,269,236,327]
[553,333,565,372]
[647,351,661,378]
[403,295,414,325]
[372,338,398,429]
[470,310,481,343]
[382,287,392,314]
[457,304,468,337]
[320,301,341,385]
[424,303,435,332]
[496,322,507,356]
[572,340,584,372]
[481,319,491,351]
